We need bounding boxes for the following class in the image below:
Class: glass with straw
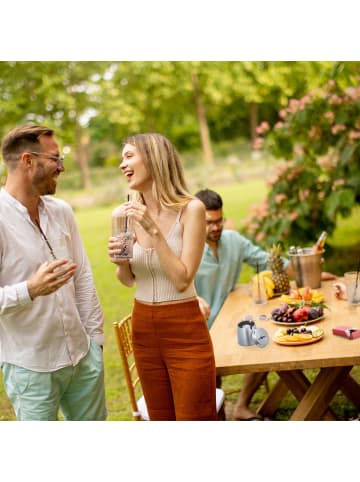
[344,260,360,305]
[251,263,267,305]
[111,194,134,259]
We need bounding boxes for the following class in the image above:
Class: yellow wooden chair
[113,314,226,420]
[113,314,148,420]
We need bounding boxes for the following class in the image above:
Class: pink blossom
[317,155,334,169]
[324,111,335,123]
[256,231,265,242]
[308,125,321,139]
[274,121,285,130]
[325,80,336,90]
[250,200,270,219]
[331,124,346,135]
[348,130,360,140]
[275,161,292,177]
[298,95,312,110]
[274,193,287,204]
[286,166,303,181]
[248,222,259,231]
[255,121,270,134]
[299,189,310,202]
[266,177,277,187]
[328,94,343,105]
[346,86,360,100]
[288,99,300,113]
[293,144,304,156]
[289,212,298,221]
[279,109,287,119]
[252,137,264,150]
[332,179,345,190]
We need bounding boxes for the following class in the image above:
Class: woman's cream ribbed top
[129,209,196,303]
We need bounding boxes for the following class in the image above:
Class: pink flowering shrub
[246,78,360,248]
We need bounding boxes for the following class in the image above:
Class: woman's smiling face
[120,143,152,191]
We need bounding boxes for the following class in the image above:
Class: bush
[244,78,360,248]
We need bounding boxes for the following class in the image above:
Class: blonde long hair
[124,133,194,209]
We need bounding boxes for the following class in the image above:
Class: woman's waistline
[134,296,198,307]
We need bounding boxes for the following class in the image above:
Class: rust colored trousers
[132,298,217,421]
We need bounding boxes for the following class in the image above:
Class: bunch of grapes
[271,304,296,323]
[286,327,312,335]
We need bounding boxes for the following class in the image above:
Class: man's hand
[197,296,211,322]
[321,271,337,281]
[333,282,347,300]
[27,260,77,299]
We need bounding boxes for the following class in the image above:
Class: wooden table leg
[289,366,352,421]
[278,370,337,420]
[340,374,360,409]
[257,378,289,418]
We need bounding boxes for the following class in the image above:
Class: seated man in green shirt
[194,189,289,420]
[194,188,335,420]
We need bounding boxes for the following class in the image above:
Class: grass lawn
[0,179,359,421]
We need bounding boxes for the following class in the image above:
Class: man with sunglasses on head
[0,125,106,421]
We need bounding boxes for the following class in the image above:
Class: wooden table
[210,280,360,420]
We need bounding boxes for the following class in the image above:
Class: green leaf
[339,144,356,164]
[324,189,355,220]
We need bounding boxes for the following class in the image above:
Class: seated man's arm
[285,264,337,281]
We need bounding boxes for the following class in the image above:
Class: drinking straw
[296,251,304,288]
[124,194,130,232]
[353,257,360,300]
[256,263,261,300]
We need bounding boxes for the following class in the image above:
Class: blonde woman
[108,133,217,420]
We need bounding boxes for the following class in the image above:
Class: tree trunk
[75,126,91,190]
[191,72,214,165]
[250,102,258,145]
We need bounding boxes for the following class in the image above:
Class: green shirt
[194,230,289,328]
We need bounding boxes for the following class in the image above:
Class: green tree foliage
[1,61,357,189]
[0,61,111,187]
[89,61,336,161]
[244,62,360,248]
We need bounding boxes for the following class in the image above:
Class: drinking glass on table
[251,276,267,305]
[344,271,360,305]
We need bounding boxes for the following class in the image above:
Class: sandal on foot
[234,414,265,421]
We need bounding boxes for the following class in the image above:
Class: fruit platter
[273,325,325,346]
[279,286,324,305]
[271,303,325,326]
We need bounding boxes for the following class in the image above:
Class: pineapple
[268,244,290,294]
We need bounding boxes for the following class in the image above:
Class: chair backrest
[113,314,144,421]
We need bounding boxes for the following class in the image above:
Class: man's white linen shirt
[0,188,105,372]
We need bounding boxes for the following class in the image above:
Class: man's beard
[207,230,222,243]
[33,169,57,195]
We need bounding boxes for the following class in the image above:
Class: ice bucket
[288,248,323,289]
